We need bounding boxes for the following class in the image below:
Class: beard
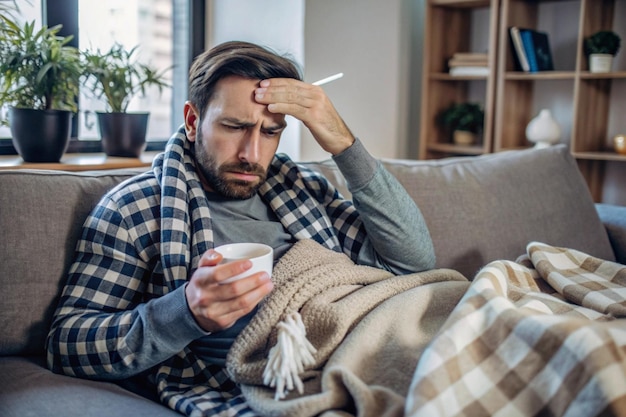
[193,125,268,199]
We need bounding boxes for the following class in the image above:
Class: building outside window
[0,0,200,153]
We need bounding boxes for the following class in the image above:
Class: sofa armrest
[596,203,626,265]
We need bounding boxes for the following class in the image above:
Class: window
[0,0,205,154]
[0,0,42,142]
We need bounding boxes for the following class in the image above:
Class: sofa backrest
[0,169,144,356]
[301,144,615,278]
[0,144,615,357]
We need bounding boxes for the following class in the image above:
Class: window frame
[0,0,205,155]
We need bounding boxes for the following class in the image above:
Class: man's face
[184,76,287,199]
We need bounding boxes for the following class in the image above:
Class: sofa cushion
[596,203,626,265]
[385,145,615,277]
[0,356,178,417]
[0,169,145,356]
[303,145,615,279]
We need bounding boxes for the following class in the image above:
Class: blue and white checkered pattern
[47,126,367,416]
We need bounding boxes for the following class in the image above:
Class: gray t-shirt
[189,193,294,365]
[205,191,295,261]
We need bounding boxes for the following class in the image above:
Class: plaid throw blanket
[405,241,626,417]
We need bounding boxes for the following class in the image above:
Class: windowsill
[0,138,167,155]
[0,151,159,171]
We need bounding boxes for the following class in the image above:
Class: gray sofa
[1,144,624,417]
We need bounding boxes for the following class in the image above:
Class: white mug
[214,243,273,283]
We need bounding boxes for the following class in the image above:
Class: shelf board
[427,143,486,155]
[579,71,626,80]
[504,71,576,80]
[431,0,491,8]
[504,71,626,81]
[430,72,489,81]
[572,151,626,162]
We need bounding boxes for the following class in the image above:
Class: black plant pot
[97,112,149,158]
[9,108,72,163]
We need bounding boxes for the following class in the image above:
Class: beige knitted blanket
[226,239,469,417]
[405,241,626,417]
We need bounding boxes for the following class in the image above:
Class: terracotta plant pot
[453,130,476,146]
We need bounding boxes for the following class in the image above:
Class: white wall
[302,0,412,161]
[206,0,413,162]
[206,0,305,159]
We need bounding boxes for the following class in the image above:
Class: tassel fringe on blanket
[263,311,317,400]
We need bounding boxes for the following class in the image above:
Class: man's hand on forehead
[254,78,354,155]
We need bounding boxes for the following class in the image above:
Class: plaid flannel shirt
[46,127,367,416]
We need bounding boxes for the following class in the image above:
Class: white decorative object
[525,109,561,148]
[589,53,613,73]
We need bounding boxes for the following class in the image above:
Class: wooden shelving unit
[418,0,500,159]
[419,0,625,201]
[493,0,626,201]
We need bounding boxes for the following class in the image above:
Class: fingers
[254,79,321,119]
[193,257,252,287]
[254,78,355,155]
[197,249,222,267]
[185,260,273,332]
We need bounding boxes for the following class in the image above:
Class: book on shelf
[448,59,488,68]
[450,52,488,62]
[447,52,489,74]
[449,66,490,76]
[519,28,554,72]
[509,27,530,72]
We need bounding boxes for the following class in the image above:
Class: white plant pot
[589,54,614,73]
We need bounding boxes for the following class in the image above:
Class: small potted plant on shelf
[82,43,170,157]
[584,30,621,73]
[436,102,484,146]
[0,14,83,162]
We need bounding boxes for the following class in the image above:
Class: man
[47,41,435,416]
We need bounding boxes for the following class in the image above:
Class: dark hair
[188,41,302,118]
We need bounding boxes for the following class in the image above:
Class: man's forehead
[212,75,259,98]
[207,77,286,127]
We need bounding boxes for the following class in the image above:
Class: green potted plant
[0,15,83,162]
[584,30,621,73]
[436,102,484,145]
[82,43,169,157]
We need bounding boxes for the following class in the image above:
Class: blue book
[520,30,538,72]
[520,29,554,72]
